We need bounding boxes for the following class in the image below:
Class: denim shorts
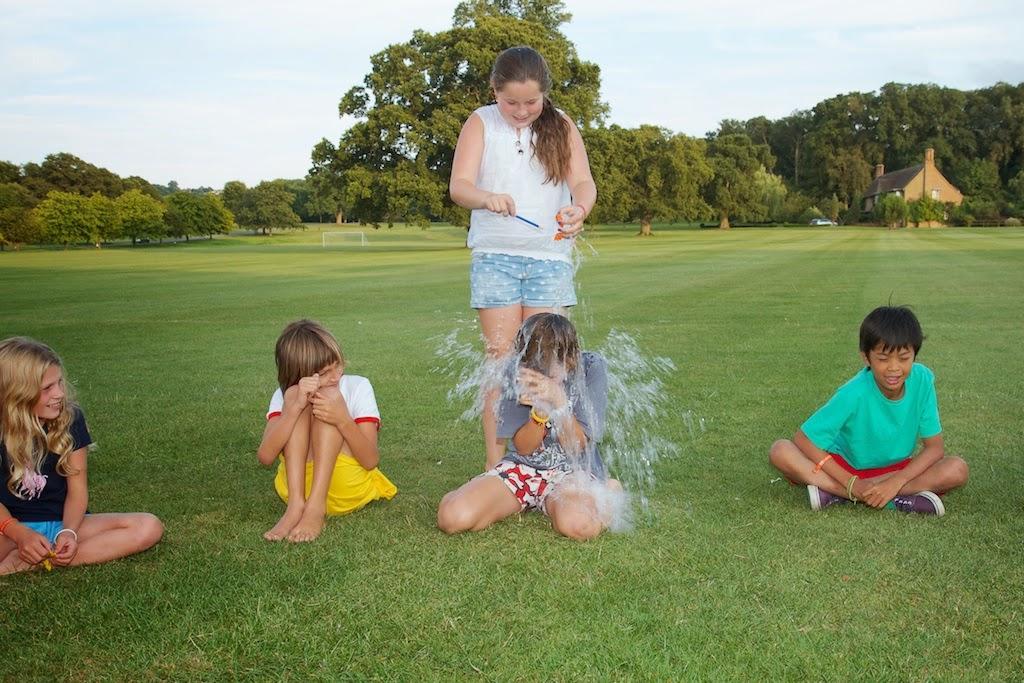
[470,252,577,309]
[22,520,63,544]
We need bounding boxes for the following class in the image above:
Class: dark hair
[515,313,580,375]
[859,306,924,355]
[490,46,571,185]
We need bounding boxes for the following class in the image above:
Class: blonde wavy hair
[0,337,79,497]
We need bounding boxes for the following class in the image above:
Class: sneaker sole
[807,485,823,511]
[919,490,945,517]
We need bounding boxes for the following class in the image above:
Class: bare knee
[134,513,164,551]
[769,439,795,468]
[437,494,474,535]
[945,456,969,488]
[552,512,603,542]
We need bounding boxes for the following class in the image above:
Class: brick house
[862,148,963,213]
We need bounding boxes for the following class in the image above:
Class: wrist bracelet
[845,475,859,502]
[813,454,833,473]
[55,528,78,543]
[529,408,551,429]
[574,204,587,220]
[0,516,15,537]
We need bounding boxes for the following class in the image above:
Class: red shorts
[830,452,912,478]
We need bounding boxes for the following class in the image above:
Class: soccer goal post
[322,231,368,247]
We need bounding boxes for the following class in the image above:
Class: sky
[1,0,1021,188]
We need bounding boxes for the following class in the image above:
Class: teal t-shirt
[800,363,941,469]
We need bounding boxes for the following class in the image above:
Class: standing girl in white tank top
[450,46,597,468]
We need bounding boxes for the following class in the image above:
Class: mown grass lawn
[1,224,1022,680]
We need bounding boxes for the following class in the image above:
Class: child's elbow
[256,448,278,467]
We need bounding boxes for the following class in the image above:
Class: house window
[931,189,940,199]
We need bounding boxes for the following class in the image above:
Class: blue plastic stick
[515,214,541,229]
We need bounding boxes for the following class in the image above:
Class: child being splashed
[437,313,623,541]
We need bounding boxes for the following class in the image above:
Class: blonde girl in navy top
[450,45,598,467]
[0,337,162,574]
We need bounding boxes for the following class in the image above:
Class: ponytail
[532,97,572,185]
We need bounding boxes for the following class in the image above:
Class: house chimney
[874,163,885,179]
[925,148,935,166]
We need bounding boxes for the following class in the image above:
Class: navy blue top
[1,407,92,522]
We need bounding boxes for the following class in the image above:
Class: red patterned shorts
[485,460,570,513]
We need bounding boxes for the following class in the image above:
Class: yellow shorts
[273,454,397,516]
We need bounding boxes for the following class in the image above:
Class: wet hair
[859,306,925,355]
[0,337,79,497]
[515,313,580,375]
[490,46,572,185]
[274,320,344,392]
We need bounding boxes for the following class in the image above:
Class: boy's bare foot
[264,504,304,541]
[287,505,326,542]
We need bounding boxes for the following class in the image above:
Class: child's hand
[12,526,52,566]
[859,477,904,508]
[311,385,352,428]
[555,204,586,239]
[52,533,78,566]
[296,374,320,404]
[484,193,516,217]
[517,367,568,414]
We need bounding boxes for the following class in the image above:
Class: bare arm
[53,447,88,565]
[563,116,597,218]
[450,113,517,216]
[256,385,309,466]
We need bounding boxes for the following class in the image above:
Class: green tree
[324,0,605,226]
[704,133,773,229]
[908,196,945,226]
[34,191,99,247]
[587,126,711,235]
[248,180,303,235]
[308,139,350,224]
[819,194,844,223]
[116,189,166,244]
[1006,170,1024,218]
[0,183,42,249]
[88,193,120,245]
[221,181,256,226]
[22,152,125,200]
[753,168,788,223]
[165,192,235,240]
[874,194,908,229]
[0,161,21,184]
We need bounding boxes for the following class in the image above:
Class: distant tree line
[0,153,321,249]
[5,0,1023,248]
[309,0,1024,232]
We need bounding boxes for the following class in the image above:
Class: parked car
[809,217,837,226]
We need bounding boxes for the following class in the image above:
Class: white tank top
[466,104,573,262]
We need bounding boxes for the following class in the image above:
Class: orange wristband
[813,454,833,473]
[0,516,16,537]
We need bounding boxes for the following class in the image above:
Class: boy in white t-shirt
[256,320,396,542]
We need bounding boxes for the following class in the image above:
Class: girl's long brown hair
[0,337,78,497]
[491,46,572,185]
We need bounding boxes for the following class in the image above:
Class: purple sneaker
[808,485,848,511]
[891,491,945,516]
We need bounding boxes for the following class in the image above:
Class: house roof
[864,164,923,198]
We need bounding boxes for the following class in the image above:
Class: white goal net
[322,231,368,247]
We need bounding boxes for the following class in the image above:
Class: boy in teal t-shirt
[770,306,968,515]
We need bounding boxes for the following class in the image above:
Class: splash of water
[433,319,698,531]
